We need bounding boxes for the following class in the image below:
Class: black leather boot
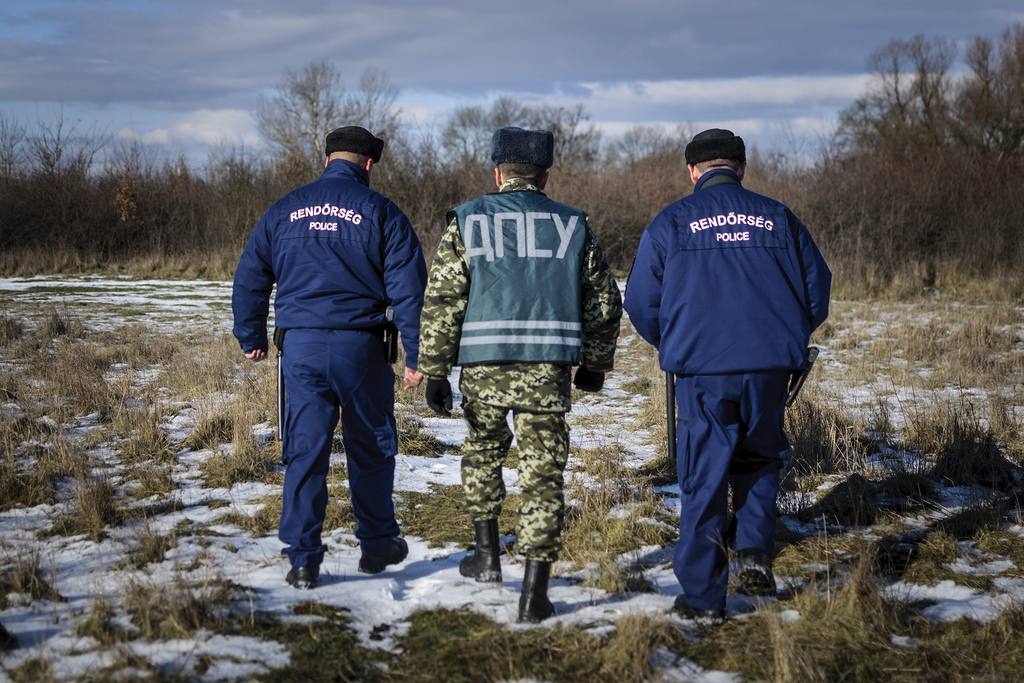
[736,548,776,597]
[517,559,555,623]
[459,519,502,582]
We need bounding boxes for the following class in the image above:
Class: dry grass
[0,434,88,512]
[126,519,178,569]
[218,491,353,537]
[561,443,677,592]
[111,403,175,464]
[46,472,126,542]
[903,395,1021,491]
[785,385,868,477]
[0,548,64,609]
[122,572,245,640]
[2,290,1024,679]
[0,315,24,346]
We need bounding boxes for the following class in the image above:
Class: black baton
[273,328,286,441]
[785,347,819,407]
[666,371,676,462]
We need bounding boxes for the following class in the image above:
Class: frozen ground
[1,277,1022,682]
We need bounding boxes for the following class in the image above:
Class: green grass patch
[237,603,386,682]
[398,415,461,457]
[378,608,687,683]
[218,490,353,537]
[396,483,520,548]
[199,441,282,488]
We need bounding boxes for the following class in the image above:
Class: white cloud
[117,109,262,149]
[580,75,873,110]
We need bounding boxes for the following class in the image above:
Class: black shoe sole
[673,596,725,626]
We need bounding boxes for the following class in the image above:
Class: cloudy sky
[2,1,1022,162]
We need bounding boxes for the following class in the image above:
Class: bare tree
[607,124,689,165]
[838,35,956,152]
[25,108,107,180]
[440,96,528,164]
[440,96,599,170]
[254,61,402,177]
[254,60,343,174]
[526,103,601,171]
[0,114,25,181]
[348,66,401,139]
[952,23,1024,156]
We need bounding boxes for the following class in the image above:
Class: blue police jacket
[232,159,427,367]
[624,169,831,375]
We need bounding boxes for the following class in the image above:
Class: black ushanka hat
[490,126,554,168]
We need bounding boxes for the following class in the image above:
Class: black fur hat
[324,126,384,163]
[490,126,554,168]
[684,128,746,165]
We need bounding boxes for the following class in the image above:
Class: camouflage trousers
[461,399,570,562]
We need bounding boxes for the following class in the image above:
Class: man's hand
[245,349,267,362]
[425,378,453,416]
[573,366,605,392]
[404,367,424,390]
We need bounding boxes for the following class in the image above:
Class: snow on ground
[1,278,1023,681]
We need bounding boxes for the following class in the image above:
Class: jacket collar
[695,168,742,192]
[498,176,543,194]
[320,159,370,186]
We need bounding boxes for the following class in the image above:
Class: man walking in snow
[625,128,831,625]
[232,126,427,589]
[418,126,622,622]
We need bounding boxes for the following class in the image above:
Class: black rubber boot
[459,519,502,582]
[517,560,555,623]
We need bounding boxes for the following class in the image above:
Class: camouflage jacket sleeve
[417,217,469,379]
[579,220,623,373]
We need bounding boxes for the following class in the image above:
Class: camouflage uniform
[419,176,622,561]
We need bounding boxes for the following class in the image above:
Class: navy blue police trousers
[279,328,400,569]
[673,371,790,611]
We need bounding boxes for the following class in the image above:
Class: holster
[383,323,398,364]
[383,305,398,364]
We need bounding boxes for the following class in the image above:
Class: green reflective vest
[453,190,586,365]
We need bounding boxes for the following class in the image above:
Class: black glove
[425,378,453,416]
[573,366,605,392]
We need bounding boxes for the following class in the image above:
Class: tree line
[1,24,1023,297]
